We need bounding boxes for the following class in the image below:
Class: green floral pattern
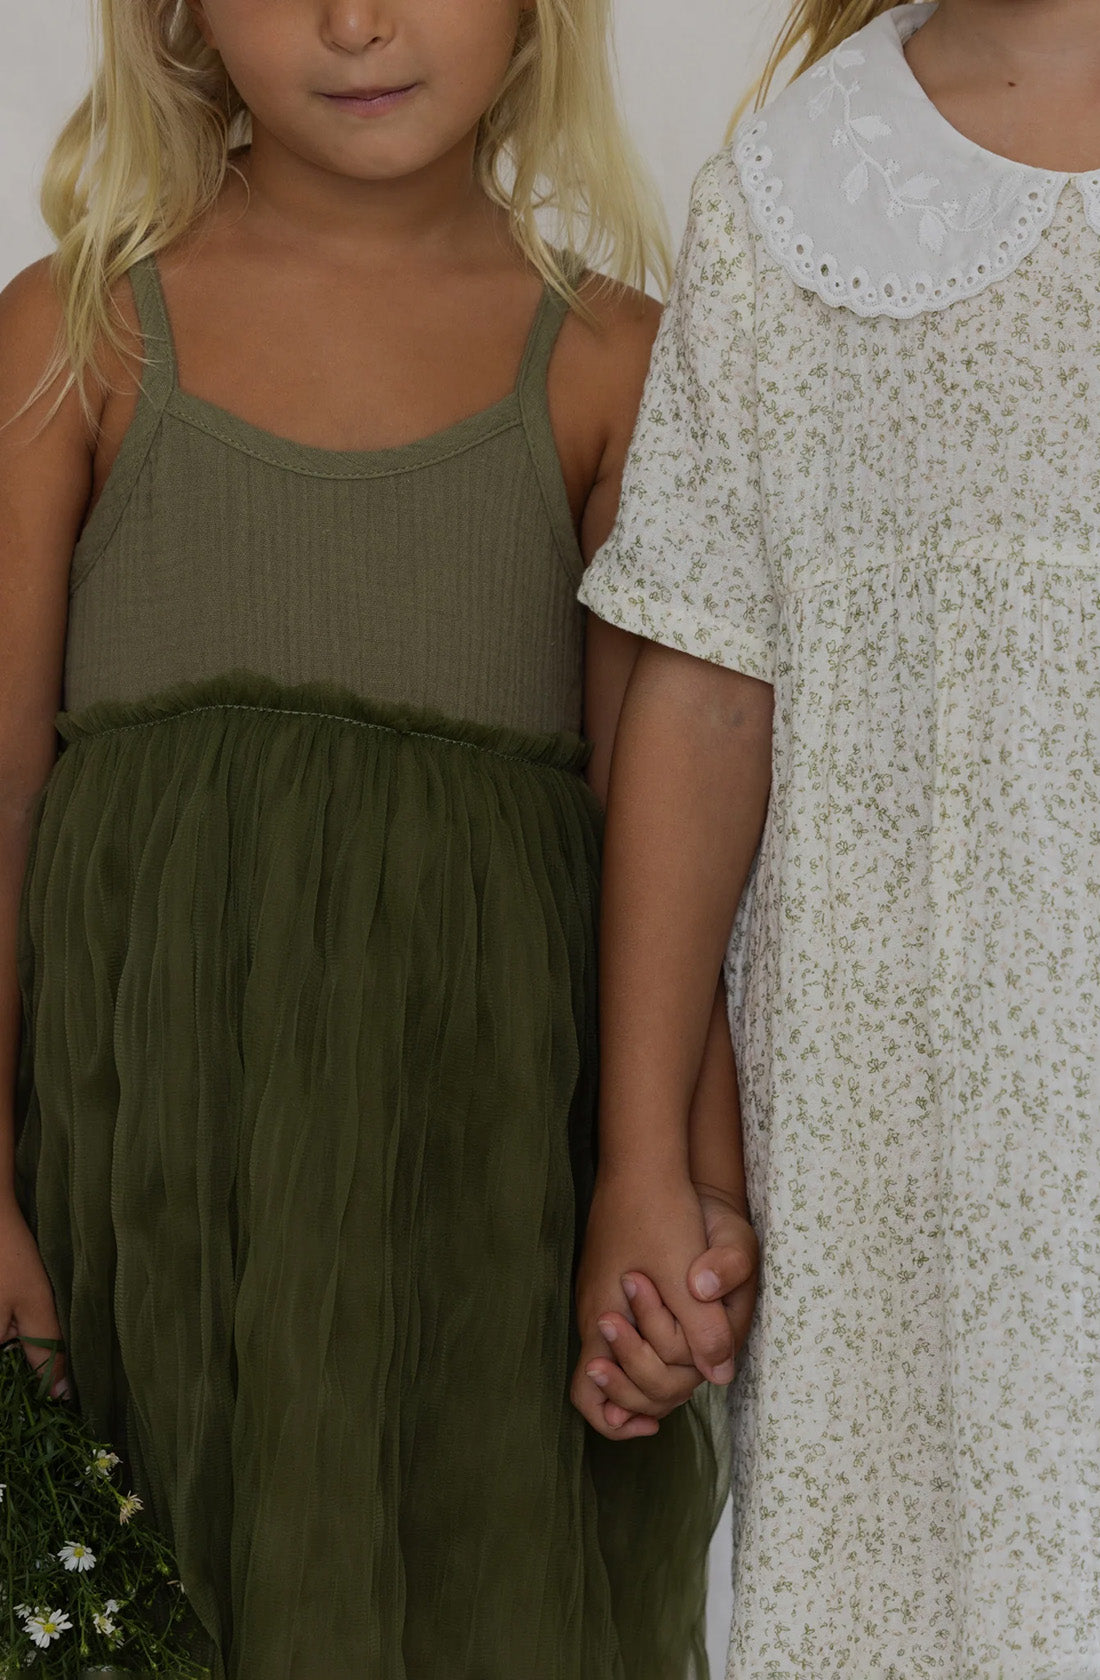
[580,152,1100,1677]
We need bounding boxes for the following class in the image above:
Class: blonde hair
[735,0,912,126]
[40,0,669,412]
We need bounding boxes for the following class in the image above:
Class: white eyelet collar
[734,1,1100,319]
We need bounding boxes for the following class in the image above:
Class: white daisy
[57,1541,96,1572]
[92,1609,118,1638]
[88,1450,120,1478]
[23,1609,72,1648]
[118,1493,143,1524]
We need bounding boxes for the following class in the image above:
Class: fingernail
[694,1269,722,1300]
[711,1359,735,1385]
[51,1380,71,1401]
[621,1276,637,1301]
[586,1368,609,1388]
[598,1319,618,1343]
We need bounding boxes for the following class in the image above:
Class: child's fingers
[621,1272,693,1365]
[574,1376,660,1441]
[599,1403,660,1440]
[679,1295,736,1386]
[596,1313,701,1407]
[571,1335,659,1440]
[603,1400,635,1430]
[590,1311,704,1411]
[688,1210,761,1361]
[688,1234,758,1309]
[584,1355,656,1416]
[585,1351,698,1418]
[724,1274,759,1356]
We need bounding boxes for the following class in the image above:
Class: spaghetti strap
[68,259,178,593]
[126,256,178,410]
[515,273,580,583]
[515,283,571,402]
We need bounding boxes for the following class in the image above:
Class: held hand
[572,1171,734,1441]
[688,1186,759,1359]
[583,1271,704,1434]
[592,1189,760,1432]
[0,1197,68,1399]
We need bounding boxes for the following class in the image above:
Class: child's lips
[320,84,419,115]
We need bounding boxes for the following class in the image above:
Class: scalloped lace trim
[1078,175,1100,236]
[733,10,1100,320]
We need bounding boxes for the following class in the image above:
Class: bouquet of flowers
[0,1339,209,1678]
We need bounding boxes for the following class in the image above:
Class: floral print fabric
[579,117,1100,1680]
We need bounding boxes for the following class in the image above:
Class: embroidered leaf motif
[808,87,834,120]
[850,114,892,141]
[901,174,940,201]
[919,210,946,252]
[833,48,866,67]
[963,186,993,225]
[843,162,870,204]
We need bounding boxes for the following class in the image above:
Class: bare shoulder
[0,260,95,462]
[0,256,139,438]
[560,274,661,403]
[0,257,61,329]
[0,259,71,412]
[0,262,97,776]
[545,275,661,555]
[549,274,660,490]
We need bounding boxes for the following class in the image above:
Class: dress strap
[69,258,178,593]
[515,281,571,402]
[126,256,179,411]
[515,271,581,582]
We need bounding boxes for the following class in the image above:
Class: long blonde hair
[744,0,911,119]
[40,0,669,412]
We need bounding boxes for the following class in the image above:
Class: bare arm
[576,302,747,1210]
[598,644,771,1172]
[571,642,772,1436]
[568,292,765,1432]
[0,261,98,1386]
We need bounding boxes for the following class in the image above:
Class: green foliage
[0,1342,208,1678]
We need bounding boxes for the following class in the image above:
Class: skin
[0,1,754,1426]
[905,0,1100,171]
[570,0,1100,1435]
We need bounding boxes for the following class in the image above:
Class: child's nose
[319,3,394,54]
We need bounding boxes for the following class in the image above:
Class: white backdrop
[0,1,783,1670]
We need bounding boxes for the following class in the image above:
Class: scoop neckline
[135,251,567,477]
[893,2,1100,183]
[165,382,523,478]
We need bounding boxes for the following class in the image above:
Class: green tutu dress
[14,260,723,1680]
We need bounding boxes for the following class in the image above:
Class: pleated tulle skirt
[15,677,723,1680]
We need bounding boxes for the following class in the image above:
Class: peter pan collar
[734,1,1100,319]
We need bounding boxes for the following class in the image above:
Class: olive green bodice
[64,258,586,735]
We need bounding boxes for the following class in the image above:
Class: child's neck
[905,0,1100,172]
[228,119,503,273]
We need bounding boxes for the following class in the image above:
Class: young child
[574,0,1100,1673]
[0,2,753,1675]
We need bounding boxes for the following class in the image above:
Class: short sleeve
[579,154,777,683]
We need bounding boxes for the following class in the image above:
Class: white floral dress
[580,5,1100,1676]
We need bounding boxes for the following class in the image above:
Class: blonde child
[574,0,1100,1672]
[0,2,754,1674]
